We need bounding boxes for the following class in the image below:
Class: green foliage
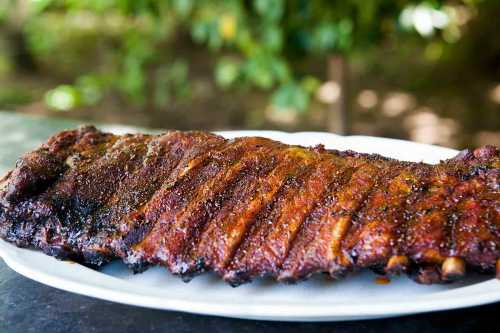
[45,85,79,111]
[272,82,309,113]
[154,59,190,108]
[215,57,240,89]
[0,0,467,112]
[0,88,33,109]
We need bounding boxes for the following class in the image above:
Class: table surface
[0,111,498,333]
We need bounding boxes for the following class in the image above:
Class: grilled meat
[0,126,499,285]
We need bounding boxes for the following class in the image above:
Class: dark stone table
[0,112,498,333]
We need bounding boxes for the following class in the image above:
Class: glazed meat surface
[0,126,499,286]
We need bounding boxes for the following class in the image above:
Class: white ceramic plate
[1,131,499,322]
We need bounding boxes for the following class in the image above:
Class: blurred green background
[0,0,499,148]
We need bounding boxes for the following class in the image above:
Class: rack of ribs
[0,126,498,286]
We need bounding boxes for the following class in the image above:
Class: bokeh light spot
[357,89,378,109]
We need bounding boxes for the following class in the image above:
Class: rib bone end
[0,171,11,191]
[414,266,442,284]
[385,255,410,275]
[441,257,465,281]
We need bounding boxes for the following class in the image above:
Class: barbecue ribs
[0,126,499,285]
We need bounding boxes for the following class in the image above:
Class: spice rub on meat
[1,126,499,286]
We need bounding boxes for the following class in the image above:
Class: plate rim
[2,240,500,321]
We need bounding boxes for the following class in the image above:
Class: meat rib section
[0,127,499,286]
